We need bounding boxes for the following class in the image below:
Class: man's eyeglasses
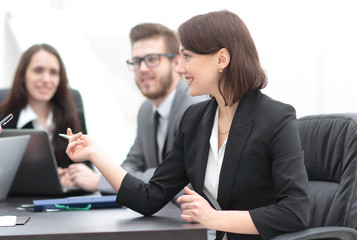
[126,53,174,71]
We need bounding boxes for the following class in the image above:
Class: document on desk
[0,216,16,227]
[20,195,121,212]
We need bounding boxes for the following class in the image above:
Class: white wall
[0,1,137,164]
[1,0,357,163]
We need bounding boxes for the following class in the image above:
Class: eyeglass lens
[130,54,160,70]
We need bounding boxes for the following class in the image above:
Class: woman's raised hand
[65,128,97,163]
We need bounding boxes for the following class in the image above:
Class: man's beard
[138,71,173,100]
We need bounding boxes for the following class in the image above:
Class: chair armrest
[271,226,357,240]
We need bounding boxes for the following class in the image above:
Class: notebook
[0,129,87,196]
[27,195,120,212]
[0,135,30,201]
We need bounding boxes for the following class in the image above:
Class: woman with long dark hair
[0,43,90,187]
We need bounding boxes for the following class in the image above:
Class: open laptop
[0,135,30,201]
[0,129,87,196]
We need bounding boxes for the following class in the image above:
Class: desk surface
[0,197,207,240]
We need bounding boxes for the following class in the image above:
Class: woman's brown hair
[178,10,267,106]
[0,43,84,167]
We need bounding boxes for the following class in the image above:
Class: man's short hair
[129,23,179,55]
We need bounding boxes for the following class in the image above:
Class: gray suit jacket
[99,80,206,193]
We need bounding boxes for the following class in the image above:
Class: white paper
[0,215,16,227]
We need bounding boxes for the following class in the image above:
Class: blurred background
[0,0,356,163]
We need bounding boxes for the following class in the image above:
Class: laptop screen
[0,129,64,196]
[0,135,30,200]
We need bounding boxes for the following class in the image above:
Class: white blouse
[17,104,55,141]
[203,107,228,200]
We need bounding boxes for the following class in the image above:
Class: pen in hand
[0,113,13,126]
[58,133,72,140]
[59,133,83,141]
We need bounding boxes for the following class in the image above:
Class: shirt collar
[153,89,176,119]
[17,104,54,131]
[17,105,38,129]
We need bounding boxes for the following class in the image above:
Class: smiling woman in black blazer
[66,10,311,240]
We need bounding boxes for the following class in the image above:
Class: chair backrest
[0,89,9,103]
[298,113,357,229]
[0,88,84,112]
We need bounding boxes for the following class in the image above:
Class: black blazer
[116,90,311,240]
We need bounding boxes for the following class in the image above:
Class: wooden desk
[0,197,207,240]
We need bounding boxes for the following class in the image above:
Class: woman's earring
[218,67,223,73]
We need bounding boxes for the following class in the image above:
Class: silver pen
[58,133,72,140]
[0,113,13,126]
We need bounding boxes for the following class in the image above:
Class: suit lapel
[146,107,158,164]
[217,90,261,209]
[166,80,185,137]
[195,100,217,194]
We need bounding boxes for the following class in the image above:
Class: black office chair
[272,113,357,240]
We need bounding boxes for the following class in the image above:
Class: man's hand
[58,167,73,188]
[68,163,100,192]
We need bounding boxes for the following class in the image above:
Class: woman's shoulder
[254,93,298,128]
[259,93,296,114]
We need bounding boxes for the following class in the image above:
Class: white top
[204,107,227,200]
[153,89,176,163]
[17,104,55,141]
